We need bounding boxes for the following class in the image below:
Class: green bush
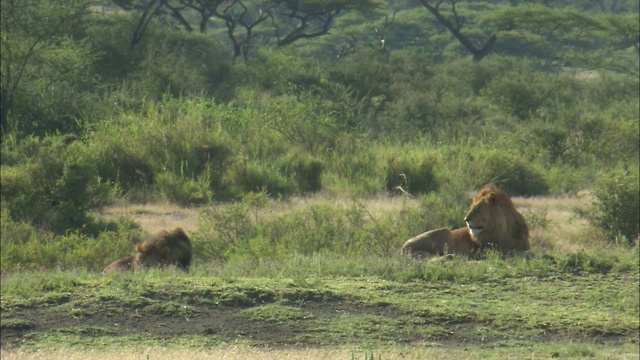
[416,186,470,232]
[577,170,639,245]
[156,171,213,206]
[226,160,295,197]
[85,12,231,99]
[1,137,113,234]
[385,155,438,195]
[281,152,324,193]
[196,195,412,263]
[466,149,549,196]
[1,209,142,271]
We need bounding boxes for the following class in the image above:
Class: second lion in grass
[133,227,193,271]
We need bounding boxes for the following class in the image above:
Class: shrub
[1,0,107,137]
[466,149,549,196]
[416,186,469,232]
[156,171,213,206]
[576,170,639,245]
[1,209,142,271]
[1,136,113,234]
[384,154,438,195]
[225,160,295,198]
[281,152,324,193]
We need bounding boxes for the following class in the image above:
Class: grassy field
[1,196,639,359]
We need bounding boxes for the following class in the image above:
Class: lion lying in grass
[401,184,531,257]
[102,227,192,274]
[133,227,192,271]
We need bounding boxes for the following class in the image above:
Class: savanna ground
[2,195,639,360]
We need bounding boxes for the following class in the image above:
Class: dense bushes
[1,136,112,234]
[0,209,141,272]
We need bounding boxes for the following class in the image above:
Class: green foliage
[156,172,213,206]
[481,69,549,120]
[1,0,106,136]
[88,99,234,201]
[416,188,469,231]
[384,153,439,195]
[85,11,231,99]
[465,149,549,196]
[195,195,413,263]
[577,169,639,244]
[282,152,325,193]
[1,136,113,234]
[226,160,295,197]
[1,209,141,271]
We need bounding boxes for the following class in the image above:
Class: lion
[401,184,530,257]
[400,228,479,257]
[133,227,192,271]
[101,256,134,275]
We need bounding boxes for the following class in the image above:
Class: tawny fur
[401,228,479,256]
[401,184,530,257]
[133,227,192,271]
[466,184,530,253]
[101,256,134,275]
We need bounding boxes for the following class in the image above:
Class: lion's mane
[133,227,192,271]
[465,184,530,253]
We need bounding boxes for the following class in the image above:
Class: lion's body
[133,227,192,271]
[401,228,478,256]
[402,184,530,257]
[101,256,134,275]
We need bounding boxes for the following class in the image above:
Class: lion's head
[133,228,192,271]
[464,184,530,253]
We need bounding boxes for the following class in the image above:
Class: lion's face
[464,196,495,238]
[462,185,530,253]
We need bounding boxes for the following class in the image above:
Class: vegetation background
[0,0,638,357]
[1,0,637,270]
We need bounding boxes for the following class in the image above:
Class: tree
[416,0,514,62]
[480,5,639,75]
[416,0,638,71]
[113,0,381,60]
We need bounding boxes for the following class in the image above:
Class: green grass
[1,252,638,358]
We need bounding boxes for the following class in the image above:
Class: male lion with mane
[401,184,531,257]
[133,227,192,271]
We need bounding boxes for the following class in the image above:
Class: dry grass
[95,203,200,235]
[96,194,602,254]
[513,195,606,253]
[96,195,418,234]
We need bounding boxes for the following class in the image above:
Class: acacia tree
[417,0,638,70]
[480,4,639,75]
[416,0,514,62]
[113,0,380,60]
